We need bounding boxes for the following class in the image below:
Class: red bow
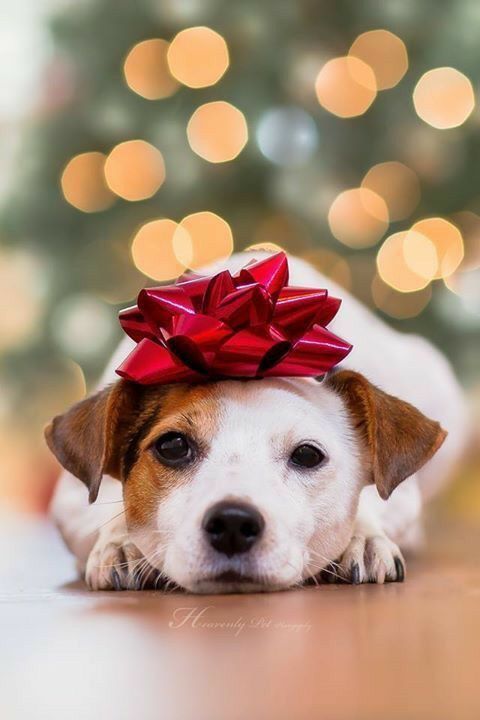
[116,252,352,385]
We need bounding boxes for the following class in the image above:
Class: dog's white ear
[45,381,133,503]
[327,370,447,499]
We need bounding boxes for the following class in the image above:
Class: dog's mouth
[211,570,255,583]
[190,569,285,594]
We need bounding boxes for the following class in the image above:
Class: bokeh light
[349,29,408,90]
[131,219,186,281]
[444,268,480,316]
[7,0,480,528]
[36,358,88,426]
[361,161,420,221]
[256,107,318,166]
[403,229,438,280]
[288,51,326,105]
[187,101,248,163]
[245,242,285,253]
[0,249,45,351]
[104,140,165,201]
[61,152,115,212]
[173,211,233,269]
[315,56,377,118]
[451,211,480,271]
[410,218,464,278]
[65,359,87,400]
[47,360,87,419]
[328,187,389,248]
[123,39,179,99]
[377,231,432,292]
[413,68,475,129]
[372,273,432,318]
[50,294,116,362]
[167,26,229,88]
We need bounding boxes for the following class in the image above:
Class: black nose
[202,501,265,557]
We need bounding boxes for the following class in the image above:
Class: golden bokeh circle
[410,217,464,278]
[377,231,431,292]
[450,211,480,271]
[361,161,420,221]
[328,187,389,248]
[372,273,432,319]
[123,39,179,100]
[173,211,234,269]
[315,56,377,118]
[0,249,45,351]
[104,140,165,201]
[187,101,248,163]
[413,67,475,129]
[245,242,285,254]
[61,152,115,213]
[403,229,439,280]
[131,219,186,281]
[349,30,408,90]
[167,26,229,88]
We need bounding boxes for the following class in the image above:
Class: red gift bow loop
[203,269,236,314]
[118,306,157,344]
[116,251,352,385]
[314,295,342,327]
[213,324,290,377]
[238,252,289,302]
[176,273,212,310]
[116,338,205,384]
[274,287,328,335]
[137,286,194,336]
[214,284,273,328]
[263,324,350,377]
[168,313,232,369]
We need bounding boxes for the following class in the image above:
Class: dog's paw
[337,534,405,585]
[85,526,158,591]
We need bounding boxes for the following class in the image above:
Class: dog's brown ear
[45,381,133,504]
[327,370,447,500]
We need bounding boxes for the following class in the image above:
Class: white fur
[140,380,362,592]
[51,253,468,591]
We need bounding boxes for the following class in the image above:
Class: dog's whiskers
[88,510,126,539]
[308,547,341,568]
[306,548,342,582]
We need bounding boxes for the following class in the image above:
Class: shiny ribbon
[116,252,352,385]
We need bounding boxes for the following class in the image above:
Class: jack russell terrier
[46,252,467,593]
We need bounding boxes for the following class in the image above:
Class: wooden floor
[1,510,479,720]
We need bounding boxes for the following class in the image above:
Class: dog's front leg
[85,514,153,591]
[52,471,155,591]
[338,477,423,584]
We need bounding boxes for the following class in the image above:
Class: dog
[46,252,467,593]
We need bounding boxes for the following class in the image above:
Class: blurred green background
[0,0,478,513]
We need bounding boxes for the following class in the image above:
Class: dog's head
[45,372,446,593]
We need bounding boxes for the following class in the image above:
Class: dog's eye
[153,432,193,466]
[290,443,326,469]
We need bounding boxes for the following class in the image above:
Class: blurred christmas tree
[1,0,480,436]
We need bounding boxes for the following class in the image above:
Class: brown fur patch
[327,370,447,499]
[124,384,220,529]
[45,381,221,528]
[45,380,219,526]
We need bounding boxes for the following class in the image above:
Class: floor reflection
[1,511,480,720]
